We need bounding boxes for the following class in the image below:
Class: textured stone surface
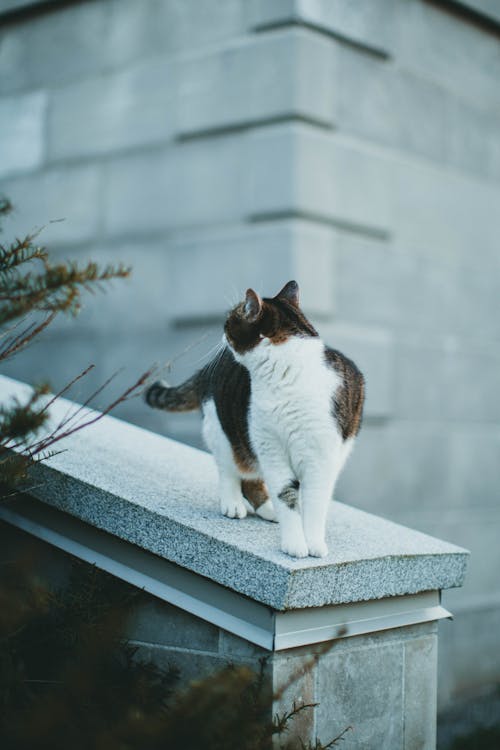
[273,652,316,742]
[316,641,404,749]
[404,635,437,749]
[106,0,249,67]
[0,374,467,611]
[48,57,175,159]
[0,164,101,245]
[250,0,398,55]
[0,91,46,177]
[249,125,392,234]
[0,2,108,94]
[176,29,335,135]
[126,598,220,652]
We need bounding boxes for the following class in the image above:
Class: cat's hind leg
[202,399,247,519]
[241,479,277,522]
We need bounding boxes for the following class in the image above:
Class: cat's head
[224,281,317,356]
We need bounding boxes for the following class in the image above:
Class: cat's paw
[256,500,278,522]
[307,539,329,558]
[220,497,247,519]
[281,536,309,559]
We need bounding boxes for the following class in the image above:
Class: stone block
[48,57,175,160]
[105,126,392,237]
[0,1,107,95]
[250,0,399,55]
[336,234,498,340]
[333,233,457,336]
[103,136,247,235]
[336,43,446,162]
[106,0,249,68]
[46,239,171,336]
[126,598,219,652]
[443,94,500,181]
[0,163,101,245]
[316,641,404,749]
[446,427,500,511]
[219,629,268,660]
[249,125,392,235]
[273,652,317,743]
[167,220,335,321]
[176,28,335,136]
[133,644,229,688]
[393,341,500,423]
[0,91,46,177]
[391,150,500,263]
[404,635,438,750]
[392,0,500,109]
[338,421,451,515]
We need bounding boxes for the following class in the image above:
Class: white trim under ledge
[0,495,452,651]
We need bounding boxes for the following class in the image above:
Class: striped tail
[144,375,201,412]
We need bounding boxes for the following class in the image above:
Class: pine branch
[0,313,56,362]
[273,701,318,735]
[0,231,47,271]
[0,366,155,492]
[0,260,131,326]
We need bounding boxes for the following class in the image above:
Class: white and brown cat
[145,281,364,559]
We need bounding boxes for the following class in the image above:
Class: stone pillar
[0,375,468,749]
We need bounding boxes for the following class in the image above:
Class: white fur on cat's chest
[246,337,343,477]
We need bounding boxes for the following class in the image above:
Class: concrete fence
[0,375,468,748]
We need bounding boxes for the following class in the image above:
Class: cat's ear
[244,289,263,322]
[276,280,300,307]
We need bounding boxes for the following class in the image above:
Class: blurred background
[1,0,499,728]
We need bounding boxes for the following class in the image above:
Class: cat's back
[324,346,365,439]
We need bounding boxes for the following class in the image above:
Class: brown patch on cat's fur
[241,479,269,510]
[200,349,259,471]
[232,444,257,474]
[324,347,365,439]
[278,479,300,510]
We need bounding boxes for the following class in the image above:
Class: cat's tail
[144,374,201,412]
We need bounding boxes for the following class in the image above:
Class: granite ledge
[0,375,468,611]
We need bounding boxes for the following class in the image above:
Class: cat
[145,281,364,559]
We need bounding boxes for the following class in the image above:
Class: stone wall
[1,0,499,708]
[0,519,440,749]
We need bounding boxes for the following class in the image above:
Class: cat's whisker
[192,339,226,367]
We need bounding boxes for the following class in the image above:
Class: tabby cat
[145,281,364,558]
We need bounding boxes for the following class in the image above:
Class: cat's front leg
[300,459,338,558]
[218,471,247,519]
[258,451,308,558]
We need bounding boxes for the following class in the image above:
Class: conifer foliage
[0,198,151,486]
[0,551,351,750]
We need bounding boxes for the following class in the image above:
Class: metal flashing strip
[1,496,452,652]
[0,496,275,650]
[274,591,451,651]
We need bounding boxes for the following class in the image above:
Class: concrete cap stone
[0,375,468,610]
